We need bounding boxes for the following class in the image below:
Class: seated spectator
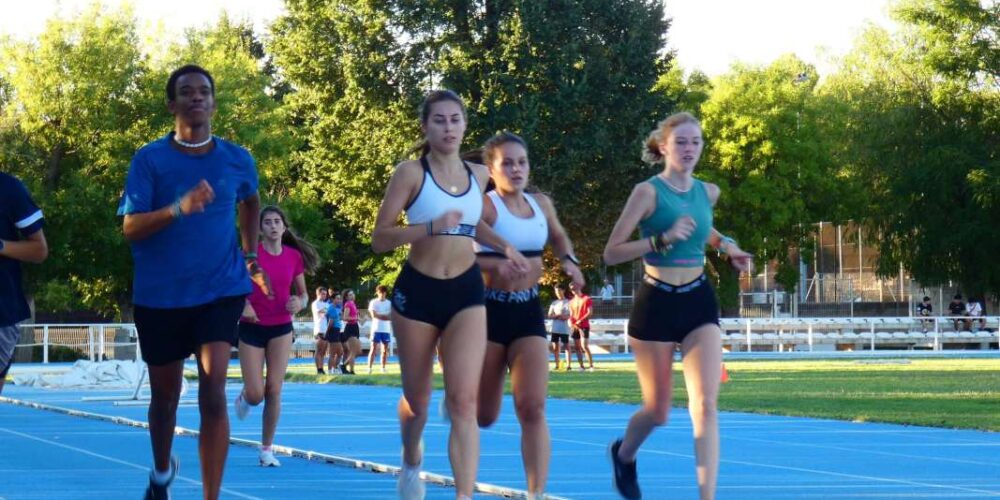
[948,294,966,331]
[965,297,985,332]
[916,296,933,332]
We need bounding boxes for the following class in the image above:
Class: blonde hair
[642,112,701,165]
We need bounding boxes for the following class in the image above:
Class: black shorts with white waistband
[485,285,547,347]
[391,261,485,331]
[628,273,720,343]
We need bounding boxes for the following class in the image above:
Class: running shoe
[234,390,250,421]
[144,455,179,500]
[609,438,641,499]
[397,442,426,500]
[259,448,281,467]
[380,366,387,374]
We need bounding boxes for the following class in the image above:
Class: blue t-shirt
[118,134,259,308]
[326,304,344,330]
[0,173,45,326]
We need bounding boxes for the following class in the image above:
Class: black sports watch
[560,253,581,266]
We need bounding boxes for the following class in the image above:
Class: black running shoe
[144,455,179,500]
[317,368,326,375]
[609,439,640,499]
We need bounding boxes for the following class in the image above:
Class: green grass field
[269,358,999,431]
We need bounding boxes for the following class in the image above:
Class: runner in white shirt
[367,285,393,374]
[310,287,330,374]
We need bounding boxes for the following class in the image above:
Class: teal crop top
[638,176,713,267]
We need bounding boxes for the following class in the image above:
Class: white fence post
[870,321,875,351]
[43,325,49,364]
[88,325,95,361]
[98,325,105,362]
[808,323,814,352]
[933,317,940,351]
[746,320,753,352]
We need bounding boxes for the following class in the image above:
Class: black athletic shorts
[628,274,720,343]
[484,286,547,347]
[550,332,570,345]
[239,322,293,348]
[134,295,245,366]
[391,261,485,330]
[324,324,341,343]
[340,323,360,343]
[571,326,590,340]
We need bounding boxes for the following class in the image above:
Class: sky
[1,0,897,77]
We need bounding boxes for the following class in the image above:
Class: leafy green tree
[698,55,853,308]
[270,0,672,286]
[0,5,153,317]
[0,7,304,318]
[821,4,1000,299]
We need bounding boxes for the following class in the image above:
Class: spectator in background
[916,296,933,333]
[569,282,594,371]
[948,294,966,331]
[547,285,572,371]
[600,278,615,303]
[311,287,330,374]
[0,172,49,395]
[367,285,393,374]
[965,297,985,332]
[325,292,345,374]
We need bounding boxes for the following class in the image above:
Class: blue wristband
[718,236,737,254]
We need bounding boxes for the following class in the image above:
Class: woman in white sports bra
[472,132,584,498]
[371,90,528,500]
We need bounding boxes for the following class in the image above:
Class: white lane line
[0,427,263,500]
[0,396,566,500]
[482,429,1000,497]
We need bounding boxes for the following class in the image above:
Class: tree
[698,55,854,309]
[0,7,303,317]
[821,3,1000,299]
[0,5,153,317]
[270,0,672,286]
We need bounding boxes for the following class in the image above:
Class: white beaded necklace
[173,134,213,148]
[658,173,692,193]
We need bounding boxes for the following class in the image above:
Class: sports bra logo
[437,223,477,238]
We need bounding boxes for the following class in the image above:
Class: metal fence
[13,324,138,364]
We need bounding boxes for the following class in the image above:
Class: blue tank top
[638,176,712,267]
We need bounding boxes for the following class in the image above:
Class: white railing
[564,316,999,354]
[13,321,394,364]
[13,317,997,363]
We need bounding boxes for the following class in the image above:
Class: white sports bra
[475,191,548,257]
[405,156,482,238]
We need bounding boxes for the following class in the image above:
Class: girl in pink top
[339,289,361,374]
[234,206,319,467]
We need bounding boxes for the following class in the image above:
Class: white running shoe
[380,366,387,374]
[258,448,281,467]
[234,390,250,421]
[587,367,595,372]
[397,439,425,500]
[367,366,373,375]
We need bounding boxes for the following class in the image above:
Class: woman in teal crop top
[602,112,752,500]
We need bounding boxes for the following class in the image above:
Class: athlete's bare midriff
[644,263,704,286]
[407,235,478,279]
